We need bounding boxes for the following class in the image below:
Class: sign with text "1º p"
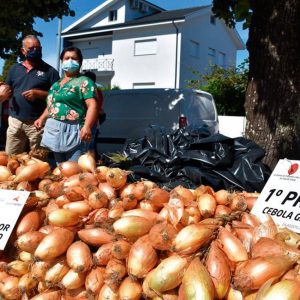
[251,159,300,233]
[0,189,29,250]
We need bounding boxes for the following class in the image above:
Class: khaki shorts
[5,116,43,155]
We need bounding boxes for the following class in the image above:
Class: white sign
[251,159,300,232]
[0,189,30,250]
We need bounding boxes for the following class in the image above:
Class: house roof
[62,6,209,37]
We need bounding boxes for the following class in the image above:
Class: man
[1,35,59,155]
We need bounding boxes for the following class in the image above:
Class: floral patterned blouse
[47,76,96,123]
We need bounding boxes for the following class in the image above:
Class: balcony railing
[81,57,114,72]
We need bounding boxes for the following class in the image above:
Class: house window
[210,15,216,25]
[189,40,199,58]
[134,39,157,56]
[218,52,226,68]
[133,82,155,89]
[109,10,118,21]
[208,48,216,65]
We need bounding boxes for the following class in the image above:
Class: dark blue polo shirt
[6,61,60,121]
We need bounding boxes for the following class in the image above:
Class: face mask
[62,59,80,73]
[26,48,42,61]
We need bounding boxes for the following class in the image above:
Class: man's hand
[80,126,92,142]
[22,89,47,101]
[0,83,12,103]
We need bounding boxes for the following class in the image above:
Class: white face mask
[62,59,80,73]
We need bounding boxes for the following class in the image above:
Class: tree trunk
[245,0,300,169]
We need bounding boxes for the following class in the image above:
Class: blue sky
[0,0,248,73]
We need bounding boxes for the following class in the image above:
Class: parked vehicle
[97,88,219,153]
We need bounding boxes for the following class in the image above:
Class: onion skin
[88,190,108,209]
[34,228,74,261]
[48,208,80,227]
[44,260,69,286]
[145,187,170,207]
[173,224,215,255]
[95,165,110,182]
[122,209,159,224]
[0,275,21,300]
[182,257,215,300]
[18,272,38,293]
[218,227,248,262]
[104,259,127,291]
[66,241,93,273]
[111,240,131,260]
[197,193,217,218]
[127,235,158,278]
[60,269,86,290]
[6,260,29,276]
[78,228,115,247]
[0,151,9,166]
[16,210,44,237]
[233,255,296,292]
[31,290,61,300]
[0,166,12,182]
[85,266,105,294]
[98,284,119,300]
[16,231,46,253]
[149,255,188,293]
[105,168,127,189]
[256,279,300,300]
[30,261,51,281]
[206,241,231,299]
[142,269,158,298]
[98,182,117,200]
[225,286,243,300]
[93,242,113,266]
[78,152,96,173]
[58,161,82,177]
[171,185,195,205]
[251,237,289,258]
[113,216,153,239]
[119,276,143,300]
[63,200,92,217]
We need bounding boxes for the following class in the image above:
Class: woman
[35,47,98,165]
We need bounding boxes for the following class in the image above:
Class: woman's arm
[80,98,98,141]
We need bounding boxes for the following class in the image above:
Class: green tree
[0,54,17,81]
[0,0,74,58]
[212,0,300,168]
[186,61,248,116]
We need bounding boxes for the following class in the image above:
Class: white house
[61,0,244,89]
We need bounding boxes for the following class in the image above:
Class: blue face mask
[62,59,80,73]
[26,48,42,61]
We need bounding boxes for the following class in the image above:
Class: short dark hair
[60,46,83,65]
[83,71,96,83]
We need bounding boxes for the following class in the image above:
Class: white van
[97,88,219,153]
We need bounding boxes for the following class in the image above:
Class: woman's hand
[80,126,92,142]
[34,118,45,130]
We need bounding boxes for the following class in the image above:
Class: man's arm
[22,89,48,101]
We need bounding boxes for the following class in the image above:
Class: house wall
[180,13,238,88]
[74,37,113,58]
[111,24,178,89]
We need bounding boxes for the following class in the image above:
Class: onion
[127,235,158,278]
[43,181,64,198]
[64,172,98,189]
[18,251,33,262]
[66,241,93,273]
[16,181,33,191]
[60,268,86,290]
[55,195,70,207]
[119,276,143,300]
[16,210,44,236]
[215,189,232,205]
[145,187,170,207]
[30,261,51,281]
[197,193,217,218]
[93,242,113,266]
[0,166,12,181]
[137,199,159,212]
[173,224,216,255]
[6,260,29,276]
[58,161,82,177]
[63,201,92,216]
[85,266,105,294]
[142,269,158,298]
[95,165,110,182]
[13,162,50,182]
[98,182,117,200]
[63,287,90,300]
[44,259,69,286]
[171,185,195,205]
[218,227,248,262]
[98,284,119,300]
[225,286,243,300]
[104,259,127,291]
[241,213,261,227]
[233,255,296,292]
[194,184,215,197]
[94,208,110,227]
[38,179,52,191]
[215,204,232,217]
[252,215,278,244]
[122,209,159,223]
[0,275,21,300]
[16,231,46,253]
[7,158,19,174]
[0,151,8,166]
[148,221,177,251]
[78,228,115,247]
[52,166,61,176]
[78,152,96,173]
[149,255,188,293]
[48,208,80,227]
[232,220,254,252]
[31,290,61,300]
[34,228,74,260]
[256,279,300,300]
[113,216,153,239]
[18,272,38,293]
[206,241,231,299]
[181,205,202,226]
[120,182,146,209]
[111,240,131,260]
[229,194,248,212]
[165,196,185,226]
[105,168,127,189]
[88,190,108,209]
[182,257,215,300]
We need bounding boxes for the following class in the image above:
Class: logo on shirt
[36,71,44,77]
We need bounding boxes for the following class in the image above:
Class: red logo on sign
[288,163,298,175]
